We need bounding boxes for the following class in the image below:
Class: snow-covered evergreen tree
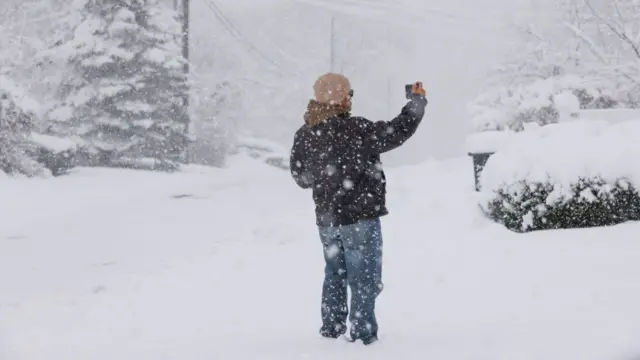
[42,0,189,169]
[0,76,47,177]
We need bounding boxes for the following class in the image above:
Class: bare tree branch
[612,0,626,25]
[563,21,609,64]
[606,23,640,59]
[584,0,640,59]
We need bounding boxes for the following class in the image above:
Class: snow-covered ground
[2,156,640,360]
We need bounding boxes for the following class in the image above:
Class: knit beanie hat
[313,73,352,105]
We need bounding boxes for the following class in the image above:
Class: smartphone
[405,84,414,99]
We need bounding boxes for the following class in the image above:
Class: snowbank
[480,120,640,195]
[467,109,640,155]
[578,108,640,124]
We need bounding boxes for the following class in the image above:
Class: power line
[199,0,285,75]
[293,0,513,30]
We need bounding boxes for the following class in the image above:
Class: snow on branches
[0,76,47,177]
[470,0,640,132]
[41,0,189,169]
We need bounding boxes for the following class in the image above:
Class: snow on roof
[578,108,640,123]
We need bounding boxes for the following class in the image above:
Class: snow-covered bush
[480,120,640,232]
[0,77,49,177]
[23,133,78,176]
[40,0,189,170]
[232,135,290,170]
[485,177,640,233]
[469,75,618,132]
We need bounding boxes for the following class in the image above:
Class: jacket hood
[304,99,350,128]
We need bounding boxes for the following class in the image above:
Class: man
[289,73,428,345]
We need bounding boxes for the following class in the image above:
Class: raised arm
[359,90,428,154]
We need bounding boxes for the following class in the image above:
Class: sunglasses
[348,89,354,98]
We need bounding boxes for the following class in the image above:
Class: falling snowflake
[325,244,340,259]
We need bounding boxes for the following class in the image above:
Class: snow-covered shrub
[480,120,640,232]
[232,135,290,170]
[485,177,640,232]
[109,156,180,172]
[39,0,189,170]
[23,133,78,176]
[0,77,49,177]
[469,75,619,132]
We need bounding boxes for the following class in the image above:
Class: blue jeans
[318,218,383,340]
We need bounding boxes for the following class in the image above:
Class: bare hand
[412,82,426,97]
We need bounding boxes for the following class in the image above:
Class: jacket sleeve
[359,95,428,154]
[289,130,313,189]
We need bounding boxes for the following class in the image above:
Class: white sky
[193,0,541,164]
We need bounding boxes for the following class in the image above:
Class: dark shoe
[320,331,341,339]
[362,335,378,345]
[319,325,345,339]
[347,332,378,345]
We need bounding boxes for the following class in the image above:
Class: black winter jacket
[290,95,428,227]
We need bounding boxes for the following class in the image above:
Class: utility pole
[182,0,189,109]
[386,25,392,120]
[180,0,190,162]
[330,15,335,72]
[387,76,391,119]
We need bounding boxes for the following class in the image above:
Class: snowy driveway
[2,156,640,359]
